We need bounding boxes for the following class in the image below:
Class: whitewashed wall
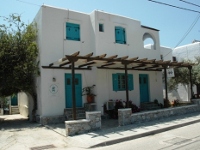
[18,92,29,117]
[34,5,163,117]
[172,42,200,101]
[173,42,200,61]
[91,10,161,60]
[18,92,33,118]
[160,46,173,61]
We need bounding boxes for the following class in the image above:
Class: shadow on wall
[169,84,189,101]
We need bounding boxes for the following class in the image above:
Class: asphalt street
[92,121,200,150]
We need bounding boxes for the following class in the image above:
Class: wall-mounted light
[52,77,56,82]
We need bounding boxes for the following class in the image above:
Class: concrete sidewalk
[0,114,28,121]
[48,112,200,149]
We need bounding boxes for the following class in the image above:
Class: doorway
[65,74,82,108]
[139,74,149,103]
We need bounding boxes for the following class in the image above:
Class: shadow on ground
[0,118,41,130]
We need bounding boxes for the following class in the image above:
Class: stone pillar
[86,111,101,130]
[65,120,91,136]
[118,108,132,126]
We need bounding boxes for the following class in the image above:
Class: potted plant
[82,85,96,103]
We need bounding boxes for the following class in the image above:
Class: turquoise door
[11,95,18,106]
[139,74,149,103]
[65,74,82,108]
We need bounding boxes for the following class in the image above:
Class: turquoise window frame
[66,22,80,41]
[115,26,126,44]
[112,73,133,91]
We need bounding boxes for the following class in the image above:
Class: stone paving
[66,112,200,148]
[0,115,69,150]
[1,112,200,149]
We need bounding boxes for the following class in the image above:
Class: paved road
[93,122,200,150]
[1,113,200,150]
[0,119,69,150]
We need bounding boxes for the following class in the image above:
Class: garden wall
[118,103,200,126]
[65,111,101,136]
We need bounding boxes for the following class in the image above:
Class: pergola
[42,51,194,120]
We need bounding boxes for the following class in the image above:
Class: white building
[171,41,200,101]
[31,5,169,123]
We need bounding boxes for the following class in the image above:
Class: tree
[168,57,200,94]
[0,14,39,121]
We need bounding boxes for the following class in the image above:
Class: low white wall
[18,92,33,118]
[0,108,3,115]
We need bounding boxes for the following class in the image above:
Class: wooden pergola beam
[84,52,93,58]
[101,62,115,67]
[132,64,146,69]
[137,58,147,62]
[106,55,118,59]
[47,52,195,71]
[78,61,96,68]
[128,57,138,61]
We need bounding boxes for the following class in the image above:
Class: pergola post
[67,56,78,120]
[188,66,193,100]
[164,66,168,100]
[44,52,195,117]
[71,61,76,120]
[124,63,129,108]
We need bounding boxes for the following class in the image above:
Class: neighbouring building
[170,41,200,101]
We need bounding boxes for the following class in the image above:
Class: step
[11,106,20,114]
[140,102,161,111]
[64,108,85,113]
[64,108,86,120]
[66,113,86,120]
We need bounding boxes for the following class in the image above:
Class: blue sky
[0,0,200,48]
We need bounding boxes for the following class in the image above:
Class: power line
[16,0,41,7]
[175,14,200,48]
[148,0,200,13]
[179,0,200,8]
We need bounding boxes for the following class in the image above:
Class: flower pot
[87,95,94,103]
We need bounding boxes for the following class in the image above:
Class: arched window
[143,33,156,50]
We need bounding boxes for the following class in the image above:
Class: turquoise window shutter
[128,74,133,91]
[73,24,80,41]
[115,27,122,44]
[115,27,126,44]
[66,23,80,41]
[66,23,73,40]
[122,28,126,44]
[112,74,118,91]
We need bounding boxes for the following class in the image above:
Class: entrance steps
[10,106,20,115]
[64,108,86,120]
[140,102,161,111]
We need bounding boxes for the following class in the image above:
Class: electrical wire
[179,0,200,8]
[16,0,41,7]
[174,13,200,48]
[148,0,200,13]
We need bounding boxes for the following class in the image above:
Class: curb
[90,118,200,148]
